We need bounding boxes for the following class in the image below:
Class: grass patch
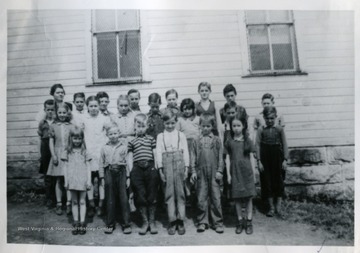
[9,191,44,204]
[283,198,354,241]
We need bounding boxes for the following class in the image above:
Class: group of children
[37,82,288,236]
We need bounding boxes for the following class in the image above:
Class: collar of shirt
[233,135,244,141]
[131,105,141,111]
[200,132,214,139]
[116,112,132,118]
[55,121,70,125]
[148,111,162,117]
[106,139,126,148]
[183,115,196,121]
[102,110,112,116]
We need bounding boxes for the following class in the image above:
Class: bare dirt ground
[7,201,353,247]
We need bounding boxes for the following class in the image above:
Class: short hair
[262,93,275,102]
[199,113,216,127]
[117,94,129,105]
[104,123,120,134]
[127,89,140,98]
[96,92,109,100]
[86,95,99,106]
[263,106,277,117]
[73,92,85,101]
[148,93,161,104]
[50,83,65,96]
[44,99,55,108]
[223,84,237,96]
[162,108,177,122]
[134,113,148,125]
[198,82,212,92]
[67,126,86,154]
[180,98,195,112]
[165,89,178,99]
[224,101,237,112]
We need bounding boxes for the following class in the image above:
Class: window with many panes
[92,10,142,83]
[245,10,300,74]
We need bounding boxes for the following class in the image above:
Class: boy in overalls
[156,109,189,235]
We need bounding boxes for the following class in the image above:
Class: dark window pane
[96,33,118,79]
[248,26,271,71]
[271,25,294,70]
[119,31,141,78]
[95,10,116,31]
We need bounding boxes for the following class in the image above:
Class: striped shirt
[128,135,156,162]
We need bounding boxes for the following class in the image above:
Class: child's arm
[86,153,92,190]
[280,127,289,170]
[152,148,157,169]
[156,133,166,182]
[127,151,134,172]
[215,138,224,181]
[189,139,197,184]
[225,154,231,185]
[99,147,106,187]
[255,128,264,172]
[214,103,223,143]
[179,132,189,180]
[49,137,58,166]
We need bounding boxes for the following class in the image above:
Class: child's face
[117,99,130,115]
[129,92,140,110]
[199,85,210,100]
[88,100,100,116]
[232,119,244,136]
[261,98,274,108]
[264,113,276,127]
[57,107,68,122]
[183,107,194,118]
[200,121,213,136]
[107,128,120,143]
[149,102,160,114]
[226,107,237,121]
[99,97,110,112]
[74,97,85,111]
[135,121,147,135]
[166,93,178,107]
[164,117,177,132]
[72,136,83,148]
[44,104,55,119]
[224,91,236,103]
[53,88,65,102]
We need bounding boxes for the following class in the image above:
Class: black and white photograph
[3,0,357,251]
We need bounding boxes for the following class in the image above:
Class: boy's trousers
[196,167,223,228]
[162,150,186,222]
[130,160,159,207]
[104,165,130,227]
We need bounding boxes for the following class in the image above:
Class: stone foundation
[7,145,354,200]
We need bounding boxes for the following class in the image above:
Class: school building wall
[7,10,354,199]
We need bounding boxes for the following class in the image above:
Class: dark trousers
[104,165,130,227]
[196,167,223,227]
[130,161,159,207]
[260,144,284,198]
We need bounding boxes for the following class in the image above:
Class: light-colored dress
[81,113,109,171]
[62,149,91,191]
[47,122,73,176]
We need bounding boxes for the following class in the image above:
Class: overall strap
[163,133,168,152]
[177,131,180,150]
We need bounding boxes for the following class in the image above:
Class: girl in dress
[81,96,109,217]
[47,103,73,215]
[195,82,222,136]
[63,127,92,235]
[225,112,256,235]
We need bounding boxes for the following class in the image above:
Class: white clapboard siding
[7,10,354,161]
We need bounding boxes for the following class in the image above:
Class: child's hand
[257,161,264,172]
[64,182,69,190]
[227,175,231,185]
[184,167,189,180]
[215,172,223,182]
[100,178,105,187]
[86,182,92,190]
[159,169,166,183]
[126,178,130,188]
[282,160,288,171]
[53,156,58,166]
[190,172,197,184]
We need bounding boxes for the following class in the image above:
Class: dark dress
[225,138,256,199]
